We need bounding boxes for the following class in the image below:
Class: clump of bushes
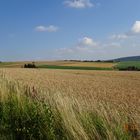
[24,62,37,68]
[119,66,139,71]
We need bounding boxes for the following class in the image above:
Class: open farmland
[0,61,116,70]
[40,61,116,68]
[0,68,140,139]
[115,61,140,70]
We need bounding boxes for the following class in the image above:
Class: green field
[1,61,140,71]
[115,61,140,70]
[38,65,113,70]
[0,61,116,70]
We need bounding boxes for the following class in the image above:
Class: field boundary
[38,65,113,71]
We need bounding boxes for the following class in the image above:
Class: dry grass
[57,62,116,68]
[0,68,140,139]
[0,61,116,68]
[2,68,140,116]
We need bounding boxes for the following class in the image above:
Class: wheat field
[0,68,140,139]
[0,61,116,68]
[56,62,116,68]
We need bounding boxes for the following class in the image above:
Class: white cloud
[35,25,58,32]
[54,34,140,60]
[79,37,97,46]
[132,21,140,33]
[56,48,74,54]
[110,21,140,40]
[46,25,59,32]
[103,42,121,48]
[64,0,94,8]
[110,34,128,40]
[56,36,98,56]
[35,26,47,32]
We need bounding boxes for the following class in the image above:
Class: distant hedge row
[116,66,140,71]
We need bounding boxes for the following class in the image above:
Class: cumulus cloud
[131,21,140,33]
[79,37,97,46]
[110,21,140,40]
[54,35,140,60]
[35,26,47,32]
[110,34,128,40]
[46,25,59,32]
[56,36,98,56]
[103,42,121,48]
[35,25,58,32]
[64,0,94,8]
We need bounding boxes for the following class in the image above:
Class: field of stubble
[0,68,140,140]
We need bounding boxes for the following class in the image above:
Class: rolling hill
[113,55,140,62]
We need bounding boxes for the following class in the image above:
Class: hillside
[113,55,140,62]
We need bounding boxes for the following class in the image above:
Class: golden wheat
[0,68,140,139]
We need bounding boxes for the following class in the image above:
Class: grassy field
[0,62,29,68]
[45,61,116,68]
[0,68,140,140]
[38,65,113,70]
[0,61,116,70]
[115,61,140,70]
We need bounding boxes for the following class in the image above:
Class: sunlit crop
[0,68,140,140]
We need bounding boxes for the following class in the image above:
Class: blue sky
[0,0,140,61]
